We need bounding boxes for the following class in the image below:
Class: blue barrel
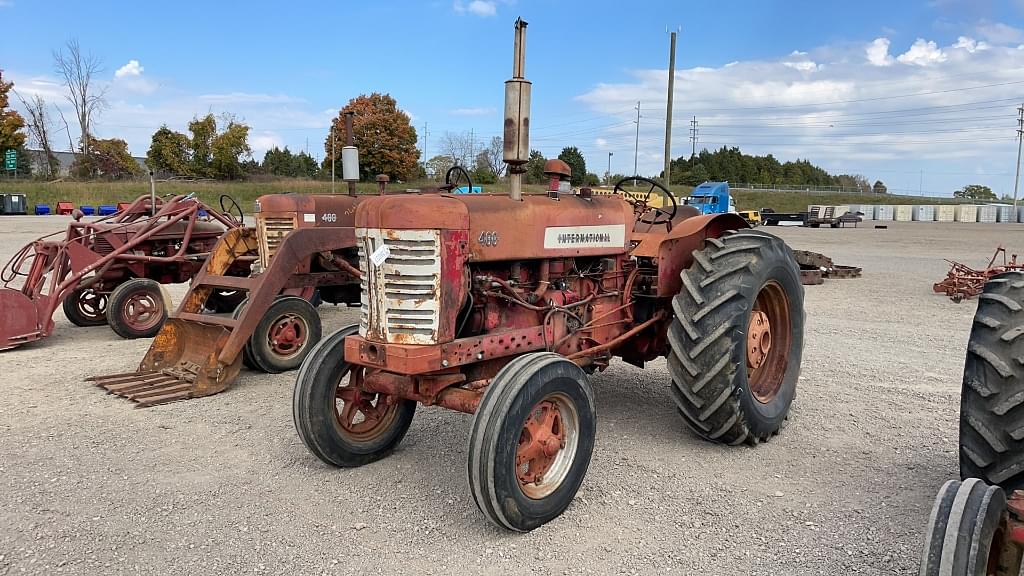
[80,206,96,216]
[98,205,118,216]
[34,204,51,215]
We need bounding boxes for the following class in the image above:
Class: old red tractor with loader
[291,18,805,531]
[0,193,247,350]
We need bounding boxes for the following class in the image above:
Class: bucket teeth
[89,367,202,408]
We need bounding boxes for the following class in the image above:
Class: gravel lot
[1,215,1019,575]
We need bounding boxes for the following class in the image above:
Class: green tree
[426,154,454,181]
[72,137,141,179]
[584,172,600,186]
[557,146,586,186]
[293,151,318,178]
[147,125,191,175]
[873,180,888,195]
[0,69,27,171]
[685,163,710,186]
[325,93,419,181]
[954,184,996,201]
[210,119,251,180]
[188,114,217,177]
[525,149,546,184]
[263,146,295,176]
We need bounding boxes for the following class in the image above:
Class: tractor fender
[638,213,749,297]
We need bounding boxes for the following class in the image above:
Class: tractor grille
[256,216,296,269]
[93,235,114,255]
[357,228,441,345]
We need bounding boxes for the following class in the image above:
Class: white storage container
[934,205,956,222]
[994,205,1015,223]
[855,204,874,220]
[874,205,894,221]
[894,205,913,221]
[976,205,997,223]
[833,205,850,217]
[955,204,977,222]
[912,205,935,221]
[1018,205,1024,223]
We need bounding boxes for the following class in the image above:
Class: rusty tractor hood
[255,194,359,228]
[97,218,228,241]
[356,193,635,261]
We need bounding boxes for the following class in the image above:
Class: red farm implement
[0,193,247,350]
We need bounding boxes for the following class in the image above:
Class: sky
[3,0,1024,197]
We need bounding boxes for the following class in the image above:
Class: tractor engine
[351,192,657,372]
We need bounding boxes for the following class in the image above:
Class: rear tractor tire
[667,229,805,445]
[960,271,1024,492]
[63,287,108,327]
[293,325,416,468]
[248,296,322,374]
[107,279,171,339]
[468,352,597,532]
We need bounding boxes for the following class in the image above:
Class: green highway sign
[4,149,15,171]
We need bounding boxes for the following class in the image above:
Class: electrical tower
[1015,104,1023,208]
[689,116,699,158]
[633,101,641,177]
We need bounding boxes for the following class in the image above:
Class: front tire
[960,272,1024,491]
[63,287,108,327]
[667,229,805,445]
[248,296,322,374]
[107,279,170,339]
[919,478,1015,576]
[293,325,416,468]
[468,352,596,532]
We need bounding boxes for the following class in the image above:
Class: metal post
[506,17,529,202]
[330,124,336,194]
[664,30,677,185]
[633,101,641,177]
[690,116,698,157]
[149,171,156,217]
[1014,104,1023,209]
[607,151,613,184]
[344,111,356,196]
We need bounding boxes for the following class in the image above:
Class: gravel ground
[0,215,1018,575]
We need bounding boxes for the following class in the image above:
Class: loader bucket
[87,318,242,407]
[0,287,47,350]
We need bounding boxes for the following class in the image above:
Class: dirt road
[0,216,1015,575]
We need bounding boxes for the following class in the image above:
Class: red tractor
[0,193,246,350]
[291,15,804,534]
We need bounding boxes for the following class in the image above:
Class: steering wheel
[443,166,473,194]
[219,194,244,225]
[614,176,677,228]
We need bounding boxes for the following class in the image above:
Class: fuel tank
[355,193,634,261]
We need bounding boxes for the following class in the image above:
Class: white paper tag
[303,213,315,223]
[370,244,391,266]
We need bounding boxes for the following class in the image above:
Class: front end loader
[88,193,364,407]
[0,194,245,350]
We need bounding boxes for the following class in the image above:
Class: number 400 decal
[321,213,338,223]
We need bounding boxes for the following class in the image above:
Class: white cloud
[784,60,820,72]
[595,138,608,148]
[896,38,948,66]
[449,106,495,116]
[114,60,144,78]
[866,38,894,66]
[250,133,284,157]
[0,1,13,7]
[453,0,496,16]
[952,36,990,53]
[976,21,1024,44]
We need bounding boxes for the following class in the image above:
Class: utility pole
[919,170,923,196]
[689,116,699,157]
[422,122,428,172]
[330,124,335,194]
[1014,103,1023,208]
[607,151,613,184]
[344,111,356,196]
[633,101,641,177]
[663,29,677,185]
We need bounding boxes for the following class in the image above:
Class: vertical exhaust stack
[504,18,531,201]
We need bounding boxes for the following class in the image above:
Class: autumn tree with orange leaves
[324,93,419,181]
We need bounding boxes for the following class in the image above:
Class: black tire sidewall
[474,356,596,531]
[107,279,167,339]
[293,325,415,467]
[734,257,804,436]
[250,296,322,373]
[63,288,107,327]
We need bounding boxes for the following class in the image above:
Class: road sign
[4,149,15,171]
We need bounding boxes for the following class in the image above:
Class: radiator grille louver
[357,228,441,345]
[256,216,296,269]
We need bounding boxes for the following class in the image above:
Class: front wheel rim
[268,313,308,357]
[334,367,400,441]
[122,290,162,332]
[516,393,579,500]
[747,281,792,404]
[78,290,107,320]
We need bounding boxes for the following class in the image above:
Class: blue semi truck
[685,182,737,215]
